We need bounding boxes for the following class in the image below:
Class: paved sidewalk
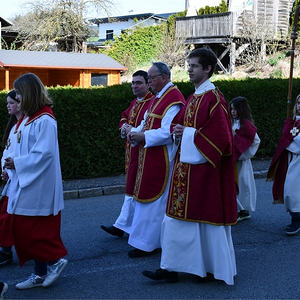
[63,159,271,200]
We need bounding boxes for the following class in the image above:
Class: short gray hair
[152,62,171,79]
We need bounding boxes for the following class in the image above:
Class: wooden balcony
[176,12,234,44]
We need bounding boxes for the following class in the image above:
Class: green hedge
[0,78,299,179]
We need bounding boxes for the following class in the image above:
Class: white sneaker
[15,274,45,290]
[42,258,68,287]
[0,282,8,299]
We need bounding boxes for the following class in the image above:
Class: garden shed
[0,49,126,90]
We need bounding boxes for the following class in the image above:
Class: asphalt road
[2,178,300,299]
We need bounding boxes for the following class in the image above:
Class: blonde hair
[14,73,53,116]
[292,93,300,119]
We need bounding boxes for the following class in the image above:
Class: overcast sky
[1,0,185,20]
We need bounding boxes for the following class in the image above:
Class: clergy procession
[1,46,300,299]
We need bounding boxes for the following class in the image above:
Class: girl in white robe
[267,94,300,235]
[0,90,23,266]
[284,95,300,235]
[230,97,260,221]
[4,73,68,290]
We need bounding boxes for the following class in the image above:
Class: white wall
[98,18,159,40]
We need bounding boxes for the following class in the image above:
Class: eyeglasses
[148,74,162,80]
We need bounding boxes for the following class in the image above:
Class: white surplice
[233,120,261,211]
[160,79,237,285]
[127,82,181,252]
[284,116,300,212]
[114,97,145,233]
[114,194,135,234]
[6,115,64,216]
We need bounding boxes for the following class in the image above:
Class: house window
[91,73,108,86]
[106,30,113,40]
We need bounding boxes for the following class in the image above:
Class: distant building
[0,49,126,90]
[88,12,177,48]
[177,0,295,73]
[0,17,16,50]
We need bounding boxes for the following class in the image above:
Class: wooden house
[0,49,126,90]
[177,0,295,73]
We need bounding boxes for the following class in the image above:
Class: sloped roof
[0,17,12,27]
[0,49,126,71]
[90,12,175,25]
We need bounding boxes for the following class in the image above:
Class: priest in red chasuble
[143,48,237,285]
[101,70,153,239]
[126,62,185,258]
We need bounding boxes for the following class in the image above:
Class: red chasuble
[166,89,237,225]
[133,86,185,203]
[232,119,257,162]
[119,92,153,195]
[267,118,300,203]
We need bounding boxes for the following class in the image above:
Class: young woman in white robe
[283,95,300,235]
[0,90,24,266]
[4,73,68,290]
[230,97,260,221]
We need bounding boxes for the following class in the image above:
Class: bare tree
[13,0,114,52]
[233,11,282,71]
[157,33,186,69]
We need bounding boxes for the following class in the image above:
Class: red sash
[233,119,257,162]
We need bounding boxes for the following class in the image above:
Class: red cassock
[119,92,153,195]
[166,89,237,225]
[0,196,14,247]
[133,86,185,203]
[267,118,300,203]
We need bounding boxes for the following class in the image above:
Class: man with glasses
[101,70,153,239]
[126,62,185,258]
[143,48,237,285]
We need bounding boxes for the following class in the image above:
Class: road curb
[64,185,125,200]
[63,169,269,200]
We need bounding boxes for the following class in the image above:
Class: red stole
[133,86,185,203]
[166,89,237,225]
[233,119,257,162]
[120,92,153,195]
[267,118,300,203]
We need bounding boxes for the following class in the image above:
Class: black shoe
[237,210,251,222]
[286,224,300,236]
[128,248,160,258]
[0,282,8,299]
[101,225,124,237]
[0,251,12,266]
[142,268,178,283]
